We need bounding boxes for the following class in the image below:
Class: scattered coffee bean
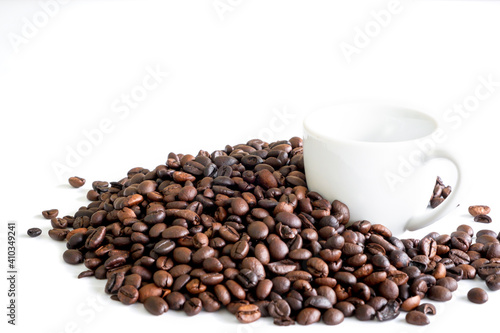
[474,214,492,223]
[469,205,491,217]
[27,228,42,237]
[42,209,58,219]
[69,176,86,188]
[467,287,488,304]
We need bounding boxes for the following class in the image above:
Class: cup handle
[405,149,463,231]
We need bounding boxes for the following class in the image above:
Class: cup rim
[303,102,439,146]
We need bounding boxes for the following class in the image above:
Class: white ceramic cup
[303,103,462,236]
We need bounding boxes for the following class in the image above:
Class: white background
[1,1,500,333]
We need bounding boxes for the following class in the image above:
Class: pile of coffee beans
[39,137,499,326]
[429,176,452,208]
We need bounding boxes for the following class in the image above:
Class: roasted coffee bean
[138,283,163,303]
[323,308,344,325]
[478,263,500,279]
[63,249,83,264]
[51,217,68,229]
[165,292,186,310]
[306,257,329,277]
[436,277,458,292]
[27,228,42,237]
[236,304,261,323]
[117,285,139,305]
[302,295,330,309]
[297,307,321,325]
[474,214,492,223]
[406,310,429,325]
[401,295,420,312]
[355,304,376,321]
[469,205,491,217]
[378,279,399,300]
[199,291,221,312]
[269,238,289,260]
[105,272,125,295]
[183,297,202,316]
[366,296,387,311]
[416,303,436,315]
[467,287,488,304]
[237,269,258,289]
[486,274,500,291]
[231,240,250,260]
[69,176,86,188]
[268,299,291,318]
[42,209,59,219]
[375,300,400,321]
[144,296,169,315]
[427,285,452,302]
[335,301,355,317]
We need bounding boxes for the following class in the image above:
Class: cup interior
[304,103,438,143]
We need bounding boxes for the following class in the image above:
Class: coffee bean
[427,285,452,302]
[69,176,86,188]
[416,303,436,315]
[230,240,250,260]
[467,287,488,304]
[236,304,261,323]
[378,279,399,300]
[323,308,344,325]
[474,214,492,223]
[486,274,500,291]
[297,307,321,325]
[42,209,59,219]
[199,291,221,312]
[138,283,163,303]
[63,249,83,264]
[469,205,491,217]
[355,304,376,321]
[375,300,400,321]
[144,296,168,315]
[166,292,186,310]
[27,228,42,237]
[406,310,429,325]
[436,277,458,292]
[269,238,289,260]
[268,299,291,318]
[183,297,202,316]
[334,301,355,317]
[117,285,139,305]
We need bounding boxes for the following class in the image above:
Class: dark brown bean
[69,176,86,188]
[467,287,488,304]
[406,310,429,325]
